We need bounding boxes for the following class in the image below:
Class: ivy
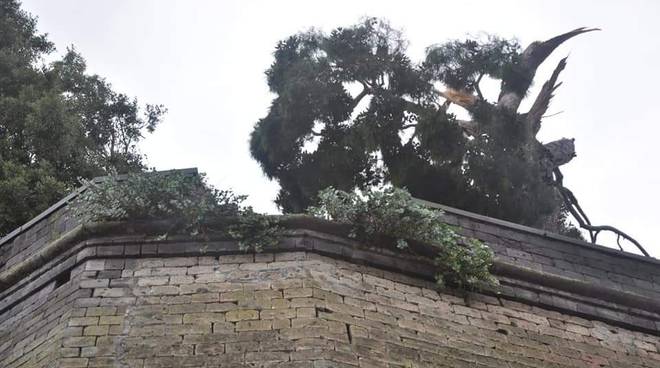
[72,171,281,252]
[308,187,497,289]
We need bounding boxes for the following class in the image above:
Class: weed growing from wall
[72,171,281,251]
[308,187,497,289]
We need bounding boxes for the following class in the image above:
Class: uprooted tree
[250,18,647,254]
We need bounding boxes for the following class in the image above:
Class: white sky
[21,0,660,257]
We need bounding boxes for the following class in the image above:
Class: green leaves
[0,2,165,235]
[424,36,520,92]
[72,171,281,252]
[308,187,496,289]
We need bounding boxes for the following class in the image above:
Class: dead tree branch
[552,168,649,257]
[527,57,568,134]
[498,27,599,112]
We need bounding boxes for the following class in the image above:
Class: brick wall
[0,205,78,274]
[34,252,660,368]
[0,268,89,367]
[2,189,660,367]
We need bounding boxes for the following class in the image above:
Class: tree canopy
[250,18,596,235]
[0,0,165,235]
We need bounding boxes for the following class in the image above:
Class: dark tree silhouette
[0,0,165,235]
[250,18,646,254]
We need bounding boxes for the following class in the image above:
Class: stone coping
[416,199,657,264]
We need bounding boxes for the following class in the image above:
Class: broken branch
[552,168,649,257]
[527,57,568,134]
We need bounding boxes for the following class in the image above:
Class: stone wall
[6,251,660,368]
[0,265,88,367]
[1,188,660,367]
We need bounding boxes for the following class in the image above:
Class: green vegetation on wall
[73,172,496,289]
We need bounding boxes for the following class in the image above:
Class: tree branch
[402,99,425,115]
[552,168,650,257]
[542,111,564,119]
[526,28,600,70]
[497,27,599,112]
[527,56,568,134]
[473,73,484,101]
[457,119,478,136]
[348,86,370,111]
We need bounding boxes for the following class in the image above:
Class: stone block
[226,309,259,322]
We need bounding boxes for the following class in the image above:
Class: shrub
[72,171,281,251]
[308,187,497,289]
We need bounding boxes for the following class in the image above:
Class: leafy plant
[308,186,496,289]
[72,171,281,251]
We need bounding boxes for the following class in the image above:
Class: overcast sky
[21,0,660,257]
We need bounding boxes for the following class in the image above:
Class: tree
[250,18,595,235]
[0,0,165,235]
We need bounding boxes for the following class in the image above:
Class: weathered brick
[284,288,313,298]
[80,279,110,289]
[62,336,97,347]
[226,309,259,322]
[69,316,100,326]
[137,276,170,286]
[260,308,297,320]
[84,325,110,336]
[183,312,225,324]
[236,320,272,331]
[86,306,117,317]
[58,358,89,367]
[93,288,129,298]
[99,316,123,325]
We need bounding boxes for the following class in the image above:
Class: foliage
[250,17,586,236]
[308,187,496,289]
[72,171,281,252]
[424,36,520,92]
[0,0,165,235]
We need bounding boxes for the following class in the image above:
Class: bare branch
[473,73,484,101]
[527,56,568,134]
[542,111,564,119]
[348,87,370,111]
[552,168,650,257]
[498,28,600,112]
[526,28,600,70]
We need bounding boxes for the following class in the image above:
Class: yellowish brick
[226,309,259,322]
[235,320,272,331]
[84,325,110,336]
